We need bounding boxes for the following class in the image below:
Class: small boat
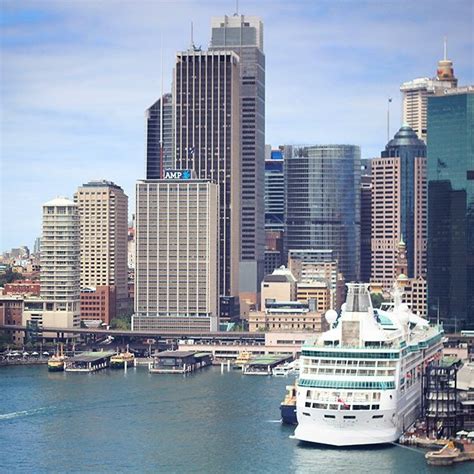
[48,344,66,372]
[425,441,461,466]
[280,384,297,425]
[110,350,135,369]
[273,363,292,376]
[233,351,252,369]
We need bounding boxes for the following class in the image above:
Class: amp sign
[163,169,192,180]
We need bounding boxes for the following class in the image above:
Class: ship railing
[303,342,401,350]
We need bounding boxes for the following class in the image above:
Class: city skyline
[1,0,473,250]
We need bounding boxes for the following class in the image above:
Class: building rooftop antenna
[159,33,164,179]
[234,0,239,16]
[190,21,194,49]
[443,36,447,60]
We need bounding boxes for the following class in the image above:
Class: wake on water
[0,406,50,420]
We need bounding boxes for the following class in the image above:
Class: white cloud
[1,0,473,250]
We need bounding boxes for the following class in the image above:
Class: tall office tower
[371,125,427,290]
[133,178,219,332]
[284,145,361,282]
[40,197,80,327]
[210,15,265,307]
[264,146,285,232]
[33,237,41,256]
[146,93,173,179]
[360,159,372,282]
[174,48,241,313]
[427,87,474,332]
[74,180,129,311]
[264,146,285,276]
[400,47,457,142]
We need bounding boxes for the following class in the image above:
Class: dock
[243,354,293,375]
[149,351,212,374]
[64,351,115,372]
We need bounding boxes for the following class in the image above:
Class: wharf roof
[156,350,196,358]
[248,354,292,366]
[193,352,212,358]
[70,351,115,362]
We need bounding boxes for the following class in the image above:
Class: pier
[149,350,212,374]
[243,354,293,375]
[64,351,115,372]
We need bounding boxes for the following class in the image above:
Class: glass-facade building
[265,148,285,232]
[427,88,474,331]
[146,93,173,179]
[284,145,361,282]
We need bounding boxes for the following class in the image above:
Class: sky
[1,0,473,252]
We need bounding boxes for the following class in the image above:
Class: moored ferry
[293,283,443,446]
[47,344,66,372]
[233,351,252,369]
[110,351,135,369]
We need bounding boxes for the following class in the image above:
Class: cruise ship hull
[294,409,401,446]
[294,424,400,446]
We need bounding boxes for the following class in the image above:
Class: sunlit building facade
[284,145,361,282]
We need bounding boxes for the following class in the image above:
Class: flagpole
[387,97,392,142]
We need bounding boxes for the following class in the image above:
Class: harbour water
[0,366,470,473]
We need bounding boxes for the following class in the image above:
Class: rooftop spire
[436,36,457,86]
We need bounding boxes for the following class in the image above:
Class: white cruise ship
[293,283,443,446]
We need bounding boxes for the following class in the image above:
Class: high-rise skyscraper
[40,197,80,327]
[427,86,474,331]
[74,180,129,311]
[371,126,427,290]
[284,145,361,282]
[360,159,372,283]
[210,14,265,307]
[134,177,219,332]
[400,45,457,142]
[146,93,173,179]
[264,146,285,233]
[263,145,285,277]
[174,48,241,312]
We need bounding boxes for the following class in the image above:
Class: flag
[337,397,350,408]
[437,158,447,169]
[388,97,392,103]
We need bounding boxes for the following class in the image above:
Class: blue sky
[1,0,473,251]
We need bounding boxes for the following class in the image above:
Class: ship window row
[303,359,396,368]
[299,379,395,390]
[302,350,399,360]
[305,402,381,411]
[301,368,395,377]
[303,389,381,402]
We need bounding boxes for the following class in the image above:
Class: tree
[0,268,24,287]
